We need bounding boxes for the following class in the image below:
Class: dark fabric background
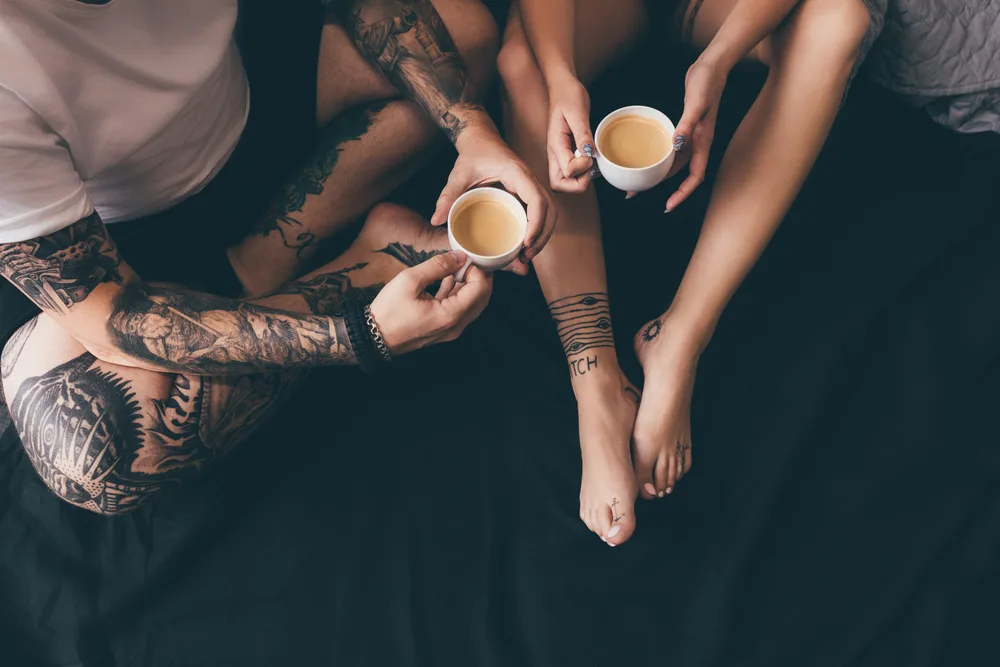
[2,38,999,667]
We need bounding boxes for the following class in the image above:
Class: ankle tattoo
[548,292,615,360]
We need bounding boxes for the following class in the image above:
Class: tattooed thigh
[6,325,302,515]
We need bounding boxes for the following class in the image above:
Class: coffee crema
[598,115,671,169]
[451,200,522,257]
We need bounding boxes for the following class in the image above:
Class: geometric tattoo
[640,318,662,343]
[9,353,296,514]
[548,292,615,358]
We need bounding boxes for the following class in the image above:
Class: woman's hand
[546,76,598,193]
[431,128,555,263]
[664,55,728,212]
[369,251,493,356]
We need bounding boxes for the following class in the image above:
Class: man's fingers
[403,251,468,291]
[434,275,456,300]
[449,265,493,321]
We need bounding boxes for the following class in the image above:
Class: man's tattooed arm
[107,282,359,375]
[0,213,362,375]
[329,0,489,143]
[0,213,122,312]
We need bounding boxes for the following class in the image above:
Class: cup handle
[455,256,474,283]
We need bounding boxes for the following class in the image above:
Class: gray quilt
[860,0,1000,133]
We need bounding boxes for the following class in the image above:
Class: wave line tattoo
[0,213,122,312]
[548,292,615,358]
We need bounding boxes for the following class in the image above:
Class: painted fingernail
[644,483,656,495]
[582,144,595,158]
[666,487,673,494]
[588,165,599,179]
[607,525,622,538]
[673,135,686,151]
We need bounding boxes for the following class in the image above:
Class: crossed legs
[0,1,498,515]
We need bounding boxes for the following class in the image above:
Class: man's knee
[10,353,156,516]
[776,0,870,68]
[433,0,500,92]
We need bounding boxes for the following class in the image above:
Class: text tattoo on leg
[569,355,598,378]
[548,293,615,359]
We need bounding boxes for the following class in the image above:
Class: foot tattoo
[641,318,662,343]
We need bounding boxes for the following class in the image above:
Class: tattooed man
[0,0,553,515]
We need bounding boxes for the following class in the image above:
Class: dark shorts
[0,0,325,356]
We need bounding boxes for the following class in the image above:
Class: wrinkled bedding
[861,0,1000,133]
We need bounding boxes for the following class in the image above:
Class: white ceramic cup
[447,187,527,281]
[594,105,676,193]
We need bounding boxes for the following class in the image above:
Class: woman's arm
[518,0,577,85]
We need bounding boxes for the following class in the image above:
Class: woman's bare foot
[632,315,697,499]
[574,353,641,546]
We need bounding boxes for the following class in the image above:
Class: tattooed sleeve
[0,213,122,312]
[108,282,358,375]
[328,0,488,143]
[10,353,298,515]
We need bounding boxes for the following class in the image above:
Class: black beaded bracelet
[342,296,386,373]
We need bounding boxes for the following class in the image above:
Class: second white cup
[594,105,676,193]
[447,187,527,281]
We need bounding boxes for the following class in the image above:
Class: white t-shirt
[0,0,249,243]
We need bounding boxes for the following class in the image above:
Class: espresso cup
[594,105,676,193]
[447,187,527,281]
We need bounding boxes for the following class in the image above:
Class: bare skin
[499,0,647,546]
[500,0,870,544]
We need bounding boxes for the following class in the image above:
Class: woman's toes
[654,454,671,496]
[604,497,636,546]
[634,447,658,501]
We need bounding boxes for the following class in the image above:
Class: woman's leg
[632,0,871,497]
[1,204,449,516]
[498,0,646,545]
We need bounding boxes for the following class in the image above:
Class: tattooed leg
[1,204,448,515]
[497,1,646,546]
[228,0,499,299]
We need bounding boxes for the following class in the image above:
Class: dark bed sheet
[2,45,999,667]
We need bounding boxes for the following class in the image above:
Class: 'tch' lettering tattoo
[329,0,488,143]
[569,355,598,378]
[107,282,356,375]
[9,352,296,515]
[255,101,388,257]
[548,292,615,358]
[0,213,122,313]
[640,318,662,344]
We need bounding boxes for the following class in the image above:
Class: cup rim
[447,187,527,261]
[595,105,676,172]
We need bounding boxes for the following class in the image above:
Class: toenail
[666,487,673,494]
[644,483,656,495]
[658,491,665,498]
[607,525,622,538]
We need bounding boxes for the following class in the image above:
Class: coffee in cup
[594,105,676,193]
[447,187,527,278]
